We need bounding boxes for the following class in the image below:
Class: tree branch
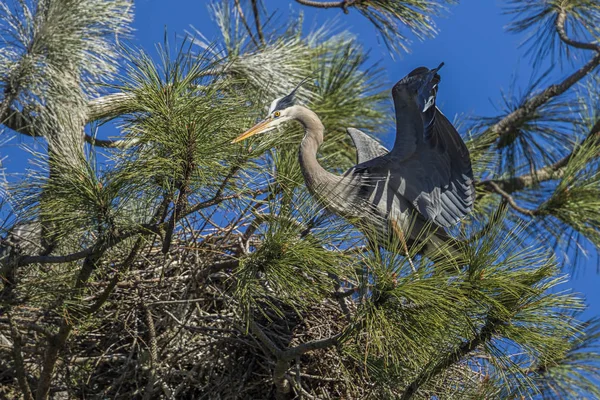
[87,92,136,122]
[7,313,34,400]
[489,53,600,144]
[480,116,600,195]
[487,8,600,146]
[35,242,110,399]
[234,0,259,47]
[248,320,284,358]
[555,10,600,52]
[84,236,145,315]
[487,182,537,216]
[295,0,356,12]
[281,333,341,360]
[2,98,138,150]
[400,317,502,400]
[142,303,159,400]
[19,247,98,266]
[250,0,265,45]
[184,187,269,217]
[84,135,137,149]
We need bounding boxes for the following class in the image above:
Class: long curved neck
[289,105,340,194]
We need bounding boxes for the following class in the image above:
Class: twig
[7,313,34,400]
[250,0,265,45]
[142,304,159,400]
[489,52,600,143]
[234,0,259,47]
[287,373,318,400]
[248,320,283,358]
[555,10,600,52]
[289,370,341,382]
[479,117,600,195]
[84,236,146,314]
[295,0,356,13]
[486,182,537,216]
[185,187,268,217]
[282,333,341,360]
[400,317,501,400]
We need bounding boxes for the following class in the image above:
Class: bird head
[395,62,444,112]
[232,78,309,143]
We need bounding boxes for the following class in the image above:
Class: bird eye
[274,111,281,117]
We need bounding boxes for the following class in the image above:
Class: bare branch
[295,0,355,12]
[480,117,600,195]
[1,106,135,148]
[19,247,98,266]
[487,182,537,216]
[234,0,259,47]
[248,320,283,358]
[250,0,265,45]
[556,10,600,52]
[84,135,137,149]
[489,51,600,143]
[282,333,341,360]
[142,304,159,400]
[400,317,502,400]
[7,313,34,400]
[87,92,136,122]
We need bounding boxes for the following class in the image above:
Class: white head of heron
[232,78,310,143]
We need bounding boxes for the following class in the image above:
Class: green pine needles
[0,1,599,399]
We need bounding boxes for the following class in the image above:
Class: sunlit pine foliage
[0,1,599,399]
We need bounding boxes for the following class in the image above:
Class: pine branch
[487,7,600,147]
[234,0,259,47]
[480,116,600,195]
[487,182,537,216]
[400,317,502,400]
[35,232,145,399]
[295,0,355,13]
[7,313,34,400]
[489,52,600,145]
[250,0,265,45]
[555,9,600,52]
[142,303,159,400]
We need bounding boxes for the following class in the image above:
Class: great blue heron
[233,64,474,269]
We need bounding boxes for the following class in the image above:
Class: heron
[233,64,474,270]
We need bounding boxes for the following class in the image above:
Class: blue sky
[2,1,599,320]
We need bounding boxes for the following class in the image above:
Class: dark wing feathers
[381,65,474,228]
[411,108,474,227]
[350,66,474,228]
[346,127,388,164]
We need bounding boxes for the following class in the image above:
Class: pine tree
[1,0,599,398]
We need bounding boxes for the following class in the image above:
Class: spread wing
[361,65,474,228]
[346,127,388,164]
[408,108,474,227]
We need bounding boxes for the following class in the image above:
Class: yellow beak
[231,118,273,144]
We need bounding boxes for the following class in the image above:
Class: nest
[0,233,374,399]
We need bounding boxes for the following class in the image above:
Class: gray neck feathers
[290,105,340,196]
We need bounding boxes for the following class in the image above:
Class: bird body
[234,65,474,258]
